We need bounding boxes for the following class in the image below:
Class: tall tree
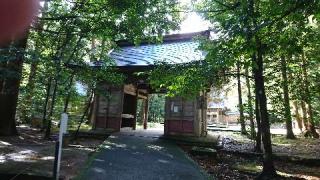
[254,37,277,177]
[254,85,262,153]
[293,101,303,132]
[19,0,49,122]
[245,65,255,139]
[301,52,319,138]
[236,61,247,135]
[0,36,28,135]
[280,56,295,139]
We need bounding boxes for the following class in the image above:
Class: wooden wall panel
[168,120,181,132]
[94,84,124,131]
[95,116,106,129]
[165,97,195,120]
[108,89,123,117]
[106,117,122,132]
[164,120,194,135]
[182,121,194,133]
[164,96,199,136]
[98,96,108,117]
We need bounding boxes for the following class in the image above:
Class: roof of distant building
[207,102,225,109]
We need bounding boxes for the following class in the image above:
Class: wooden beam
[132,88,139,130]
[124,84,136,96]
[124,84,148,99]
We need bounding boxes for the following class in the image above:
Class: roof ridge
[116,30,210,47]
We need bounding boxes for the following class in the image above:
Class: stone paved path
[79,131,211,180]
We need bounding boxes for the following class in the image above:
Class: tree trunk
[252,53,262,153]
[20,61,38,123]
[87,92,95,123]
[43,31,69,138]
[245,0,260,149]
[246,0,276,177]
[237,61,247,135]
[301,101,308,129]
[280,56,295,139]
[301,53,319,138]
[254,38,277,177]
[41,77,52,131]
[245,66,255,139]
[26,62,38,98]
[44,78,58,139]
[0,37,28,136]
[293,101,303,132]
[21,0,49,123]
[74,90,93,140]
[0,45,9,92]
[254,90,262,153]
[63,74,75,113]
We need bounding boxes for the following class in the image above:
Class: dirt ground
[0,126,105,179]
[180,131,320,180]
[209,131,320,159]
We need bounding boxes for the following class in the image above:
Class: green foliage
[147,0,320,130]
[15,0,182,123]
[148,94,165,123]
[136,94,165,124]
[193,0,320,127]
[149,62,207,98]
[148,53,230,98]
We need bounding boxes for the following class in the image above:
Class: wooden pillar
[143,96,149,129]
[132,88,139,130]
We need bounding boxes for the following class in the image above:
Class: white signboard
[56,113,68,180]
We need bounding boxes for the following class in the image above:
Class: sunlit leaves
[18,0,182,120]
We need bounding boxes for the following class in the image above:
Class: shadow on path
[79,132,211,180]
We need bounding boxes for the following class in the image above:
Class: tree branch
[254,1,310,33]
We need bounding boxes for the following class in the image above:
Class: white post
[55,113,68,180]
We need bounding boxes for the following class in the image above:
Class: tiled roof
[208,102,225,109]
[109,40,205,66]
[108,31,209,67]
